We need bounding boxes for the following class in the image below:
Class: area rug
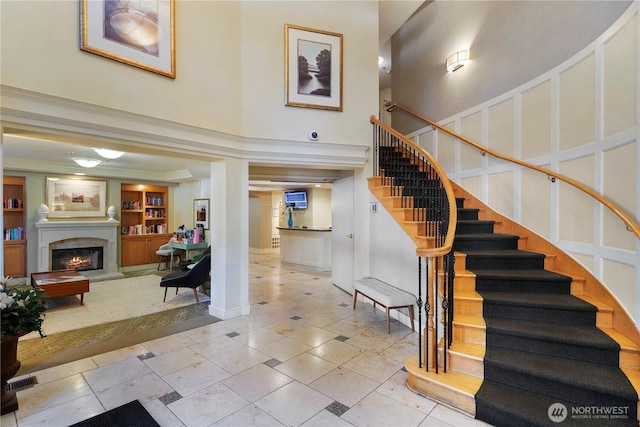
[70,400,159,427]
[22,275,210,340]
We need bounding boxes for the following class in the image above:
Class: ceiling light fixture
[73,158,102,168]
[446,49,469,72]
[94,148,125,159]
[378,56,384,66]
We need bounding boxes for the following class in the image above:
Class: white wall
[391,0,631,128]
[403,6,640,324]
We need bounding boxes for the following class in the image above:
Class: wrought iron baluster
[418,256,423,369]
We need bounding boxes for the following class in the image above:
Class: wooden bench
[353,277,416,333]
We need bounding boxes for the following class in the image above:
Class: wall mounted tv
[284,191,307,209]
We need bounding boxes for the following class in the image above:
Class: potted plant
[1,277,46,415]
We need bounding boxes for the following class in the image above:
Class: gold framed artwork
[80,0,176,78]
[46,177,107,218]
[285,24,343,111]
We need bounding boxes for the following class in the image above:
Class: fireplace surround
[35,219,124,281]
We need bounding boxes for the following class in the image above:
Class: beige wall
[391,0,631,128]
[1,1,377,148]
[249,192,273,251]
[1,1,378,287]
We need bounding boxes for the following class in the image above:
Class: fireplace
[36,219,124,281]
[51,245,104,272]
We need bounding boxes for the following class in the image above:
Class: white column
[208,157,250,319]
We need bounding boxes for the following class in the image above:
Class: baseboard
[208,304,249,320]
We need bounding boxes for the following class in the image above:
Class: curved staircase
[369,176,640,426]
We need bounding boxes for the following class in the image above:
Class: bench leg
[386,308,391,334]
[163,287,168,303]
[193,288,200,303]
[353,290,359,310]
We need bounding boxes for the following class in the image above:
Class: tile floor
[2,252,490,427]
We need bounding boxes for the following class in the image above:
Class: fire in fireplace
[51,247,104,272]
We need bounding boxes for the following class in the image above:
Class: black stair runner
[455,198,638,426]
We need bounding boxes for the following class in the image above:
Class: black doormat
[70,400,159,427]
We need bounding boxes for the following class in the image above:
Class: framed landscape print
[80,0,176,78]
[46,177,107,218]
[285,24,343,111]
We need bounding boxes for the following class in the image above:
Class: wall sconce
[446,49,469,72]
[73,158,102,168]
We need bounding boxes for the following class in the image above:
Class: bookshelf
[120,183,172,266]
[3,176,26,277]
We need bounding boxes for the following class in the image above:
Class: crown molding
[1,85,369,170]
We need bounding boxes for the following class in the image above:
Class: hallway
[2,252,488,426]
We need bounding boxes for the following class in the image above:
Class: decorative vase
[287,210,293,227]
[1,334,22,415]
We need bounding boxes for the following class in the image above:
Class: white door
[331,175,354,292]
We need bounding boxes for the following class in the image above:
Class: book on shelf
[122,200,141,210]
[145,208,165,218]
[145,223,167,234]
[4,227,24,241]
[146,196,164,206]
[121,223,167,235]
[3,198,23,209]
[121,224,144,235]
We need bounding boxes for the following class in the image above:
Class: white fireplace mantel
[35,219,124,281]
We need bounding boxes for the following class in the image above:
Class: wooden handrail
[386,103,640,239]
[370,115,458,257]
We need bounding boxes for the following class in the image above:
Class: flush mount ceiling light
[446,49,469,72]
[94,148,125,159]
[73,158,102,168]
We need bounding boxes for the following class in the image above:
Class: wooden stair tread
[448,341,485,359]
[452,314,485,328]
[578,295,614,313]
[601,327,640,351]
[455,290,482,300]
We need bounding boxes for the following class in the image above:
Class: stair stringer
[452,182,640,417]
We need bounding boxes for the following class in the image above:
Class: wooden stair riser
[452,322,485,344]
[453,296,483,317]
[453,273,477,292]
[621,348,640,371]
[454,252,468,272]
[437,347,484,379]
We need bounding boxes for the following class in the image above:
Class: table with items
[168,241,208,271]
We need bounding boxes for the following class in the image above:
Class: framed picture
[285,24,343,111]
[46,177,107,218]
[194,198,210,230]
[80,0,176,78]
